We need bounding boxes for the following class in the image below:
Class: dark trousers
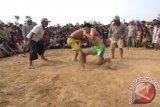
[30,40,45,61]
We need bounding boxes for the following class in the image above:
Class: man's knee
[119,48,123,50]
[96,61,101,65]
[96,57,103,65]
[110,44,116,50]
[78,50,83,55]
[78,50,85,59]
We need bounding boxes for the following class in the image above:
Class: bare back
[70,28,84,40]
[89,28,103,45]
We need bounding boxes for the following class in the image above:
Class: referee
[27,18,50,69]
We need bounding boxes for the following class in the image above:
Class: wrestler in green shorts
[91,44,105,58]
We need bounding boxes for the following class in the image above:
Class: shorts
[29,40,45,61]
[91,44,105,58]
[67,37,81,51]
[110,38,124,49]
[126,36,135,46]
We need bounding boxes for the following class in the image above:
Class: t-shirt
[128,25,136,37]
[153,26,160,38]
[27,24,44,42]
[157,28,160,37]
[22,24,33,39]
[136,31,142,40]
[108,22,128,41]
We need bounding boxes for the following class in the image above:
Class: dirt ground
[0,48,160,107]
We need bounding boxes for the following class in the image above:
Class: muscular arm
[70,29,83,39]
[70,30,79,37]
[84,28,96,40]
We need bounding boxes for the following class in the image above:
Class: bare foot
[19,54,25,57]
[106,57,111,63]
[106,63,117,70]
[41,57,48,61]
[74,59,78,61]
[28,65,34,69]
[106,63,113,69]
[80,68,88,71]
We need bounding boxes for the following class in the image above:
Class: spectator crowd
[0,17,160,58]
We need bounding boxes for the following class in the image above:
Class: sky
[0,0,160,25]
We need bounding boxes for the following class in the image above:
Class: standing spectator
[99,27,104,39]
[152,20,160,50]
[141,21,151,48]
[135,21,143,48]
[27,18,50,69]
[126,20,136,49]
[108,16,128,58]
[157,21,160,49]
[22,18,34,56]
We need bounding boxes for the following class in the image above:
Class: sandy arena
[0,48,160,107]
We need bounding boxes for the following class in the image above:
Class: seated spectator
[58,35,65,48]
[0,41,10,56]
[0,21,16,56]
[0,39,15,56]
[49,36,60,48]
[44,28,51,49]
[16,38,23,53]
[0,22,11,42]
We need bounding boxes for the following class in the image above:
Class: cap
[113,15,120,21]
[41,18,50,22]
[26,18,32,22]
